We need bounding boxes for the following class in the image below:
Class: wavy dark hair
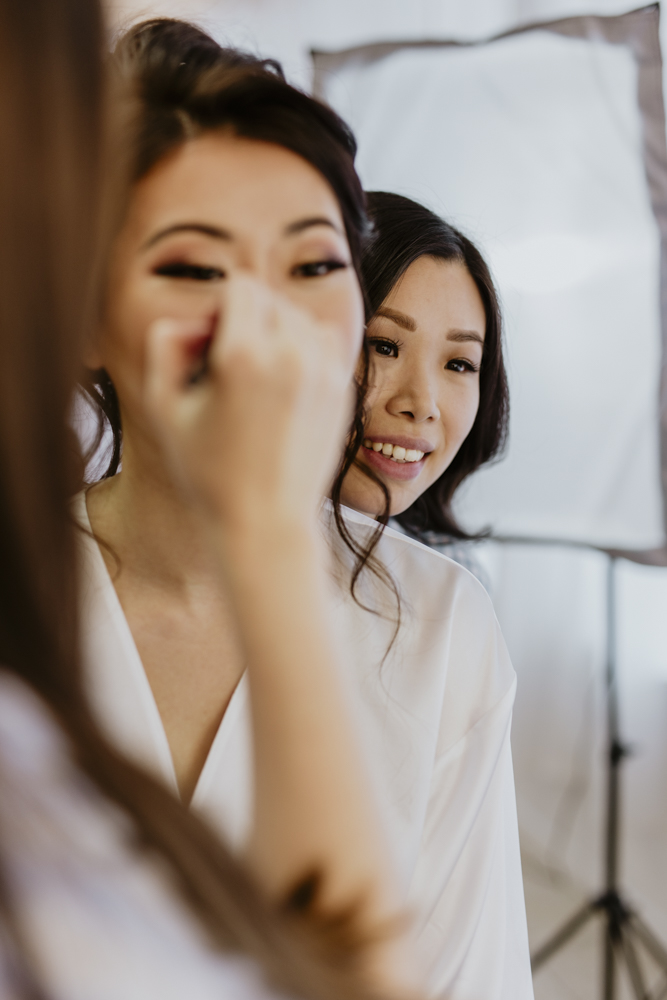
[83,18,398,624]
[361,191,509,541]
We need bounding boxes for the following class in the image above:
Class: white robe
[76,492,534,1000]
[0,673,287,1000]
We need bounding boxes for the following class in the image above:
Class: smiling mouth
[362,438,425,463]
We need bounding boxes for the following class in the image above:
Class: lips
[360,434,433,482]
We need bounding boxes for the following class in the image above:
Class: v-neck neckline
[77,490,248,806]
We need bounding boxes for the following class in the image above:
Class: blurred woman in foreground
[0,2,412,998]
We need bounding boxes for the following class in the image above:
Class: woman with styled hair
[78,18,533,1000]
[342,189,508,578]
[0,3,414,999]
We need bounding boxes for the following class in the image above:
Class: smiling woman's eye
[154,262,225,281]
[292,259,348,278]
[368,337,400,359]
[447,358,480,374]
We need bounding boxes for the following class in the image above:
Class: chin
[340,467,419,519]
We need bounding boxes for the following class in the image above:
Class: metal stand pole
[530,555,667,999]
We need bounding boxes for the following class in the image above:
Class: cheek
[103,279,221,388]
[446,384,481,446]
[333,284,365,378]
[98,278,163,407]
[357,354,393,407]
[359,370,384,417]
[102,285,149,380]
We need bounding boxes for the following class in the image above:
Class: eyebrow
[142,223,232,251]
[447,329,485,345]
[376,307,417,331]
[284,216,343,237]
[376,308,484,345]
[142,215,343,253]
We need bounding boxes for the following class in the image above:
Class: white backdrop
[108,0,667,97]
[106,1,667,991]
[316,20,664,548]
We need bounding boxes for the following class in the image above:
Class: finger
[209,274,275,369]
[144,317,212,425]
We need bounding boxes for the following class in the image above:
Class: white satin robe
[0,674,289,1000]
[76,492,534,1000]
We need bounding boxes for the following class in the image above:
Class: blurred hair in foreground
[0,4,387,998]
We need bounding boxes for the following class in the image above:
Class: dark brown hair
[362,192,509,541]
[84,18,398,627]
[0,4,387,998]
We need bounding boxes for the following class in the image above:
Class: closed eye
[292,259,348,278]
[154,262,225,281]
[368,337,401,359]
[447,358,480,373]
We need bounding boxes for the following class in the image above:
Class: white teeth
[365,440,426,462]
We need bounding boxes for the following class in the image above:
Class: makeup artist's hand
[143,271,417,1000]
[143,273,355,537]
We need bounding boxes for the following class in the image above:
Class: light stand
[508,547,667,999]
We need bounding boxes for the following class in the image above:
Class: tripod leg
[531,899,598,971]
[604,916,615,1000]
[630,914,667,975]
[619,925,650,1000]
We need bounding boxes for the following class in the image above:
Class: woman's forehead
[129,133,345,241]
[383,257,486,336]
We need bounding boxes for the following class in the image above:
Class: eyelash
[368,336,402,358]
[154,258,348,281]
[447,358,480,374]
[292,259,348,278]
[368,337,481,373]
[154,262,224,281]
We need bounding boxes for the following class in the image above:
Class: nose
[385,362,440,423]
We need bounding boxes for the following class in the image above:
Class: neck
[86,431,219,593]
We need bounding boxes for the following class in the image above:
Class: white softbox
[313,4,667,552]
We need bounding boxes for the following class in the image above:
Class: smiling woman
[343,255,485,514]
[349,191,509,540]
